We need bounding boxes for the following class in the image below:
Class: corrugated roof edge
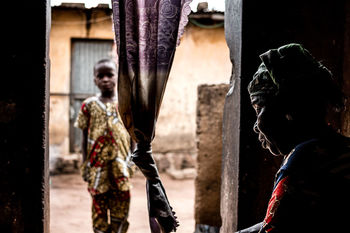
[52,3,111,9]
[52,3,223,14]
[190,12,224,21]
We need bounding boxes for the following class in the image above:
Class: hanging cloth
[111,0,192,232]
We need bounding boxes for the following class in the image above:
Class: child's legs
[108,190,130,233]
[92,194,110,233]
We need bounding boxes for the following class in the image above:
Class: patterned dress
[75,96,133,233]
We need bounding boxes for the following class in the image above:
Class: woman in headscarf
[237,43,350,233]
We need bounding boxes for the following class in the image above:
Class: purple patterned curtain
[111,0,192,232]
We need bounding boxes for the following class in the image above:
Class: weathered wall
[152,24,230,176]
[0,1,50,232]
[49,6,114,164]
[341,0,350,136]
[195,84,229,229]
[153,24,230,155]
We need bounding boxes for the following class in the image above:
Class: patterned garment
[75,96,133,195]
[259,133,350,233]
[92,190,130,233]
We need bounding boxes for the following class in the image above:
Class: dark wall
[341,0,350,135]
[0,1,50,232]
[222,0,347,232]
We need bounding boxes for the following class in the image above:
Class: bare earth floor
[50,173,195,233]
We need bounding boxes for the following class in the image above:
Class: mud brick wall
[195,84,229,227]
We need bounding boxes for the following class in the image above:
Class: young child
[75,59,133,233]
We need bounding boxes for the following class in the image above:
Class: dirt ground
[50,172,195,233]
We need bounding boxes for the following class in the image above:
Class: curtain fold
[111,0,192,232]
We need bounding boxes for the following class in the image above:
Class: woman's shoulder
[283,135,350,175]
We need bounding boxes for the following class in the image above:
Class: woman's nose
[253,121,260,133]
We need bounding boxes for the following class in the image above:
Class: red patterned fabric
[263,177,289,232]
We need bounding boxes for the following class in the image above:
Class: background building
[49,3,231,174]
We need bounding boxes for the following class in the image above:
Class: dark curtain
[112,0,192,232]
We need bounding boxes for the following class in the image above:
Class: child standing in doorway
[75,59,133,233]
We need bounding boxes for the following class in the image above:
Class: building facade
[49,3,231,171]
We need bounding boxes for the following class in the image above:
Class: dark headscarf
[248,43,344,114]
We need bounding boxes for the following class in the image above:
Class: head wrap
[248,63,278,97]
[249,43,325,95]
[248,43,343,111]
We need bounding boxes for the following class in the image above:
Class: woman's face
[251,95,291,156]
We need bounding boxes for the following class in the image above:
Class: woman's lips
[258,133,269,149]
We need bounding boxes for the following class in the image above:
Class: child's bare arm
[81,128,88,162]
